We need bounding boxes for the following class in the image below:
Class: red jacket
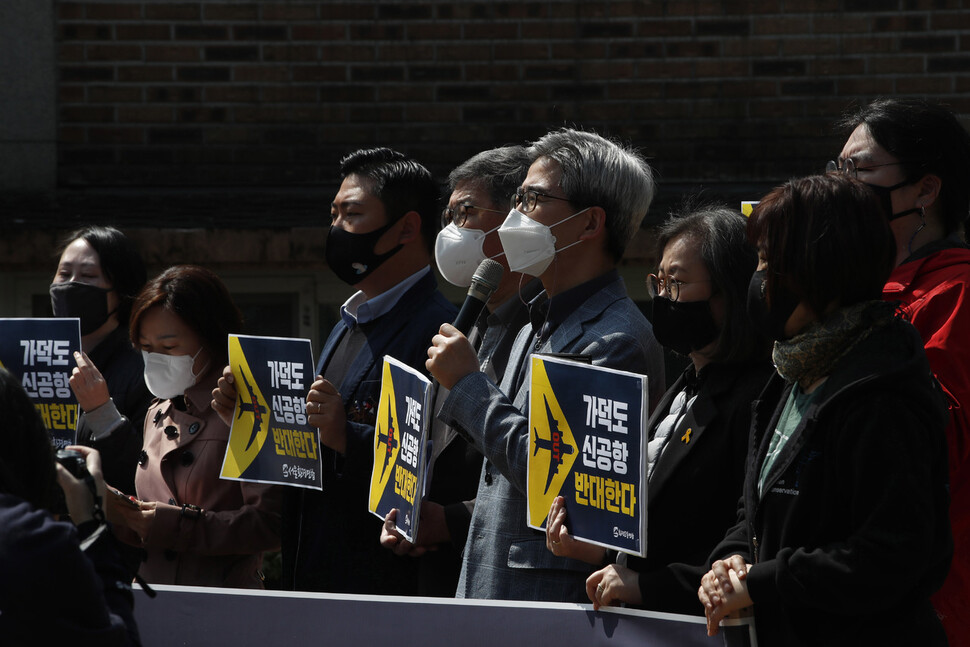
[884,245,970,646]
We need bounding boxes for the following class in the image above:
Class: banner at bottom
[132,585,754,647]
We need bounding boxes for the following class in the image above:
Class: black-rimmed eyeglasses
[441,203,505,229]
[510,187,573,214]
[646,274,711,302]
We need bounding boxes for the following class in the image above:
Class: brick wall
[51,0,970,207]
[3,0,969,335]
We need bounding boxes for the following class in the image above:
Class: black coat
[282,271,457,594]
[632,360,775,614]
[713,314,952,646]
[76,325,153,496]
[0,494,140,645]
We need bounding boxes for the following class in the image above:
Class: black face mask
[651,296,719,356]
[49,281,114,335]
[324,220,404,286]
[864,181,920,222]
[746,269,800,341]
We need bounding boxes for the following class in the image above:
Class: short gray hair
[529,128,655,261]
[447,145,531,209]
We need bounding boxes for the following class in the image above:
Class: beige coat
[133,368,282,588]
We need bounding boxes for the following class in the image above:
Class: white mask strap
[550,207,591,255]
[479,222,506,260]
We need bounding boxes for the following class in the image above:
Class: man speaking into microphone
[427,128,666,602]
[381,145,542,596]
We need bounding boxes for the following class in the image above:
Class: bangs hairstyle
[340,147,440,252]
[654,204,768,364]
[748,174,896,317]
[57,226,147,325]
[840,98,970,236]
[529,128,655,262]
[130,265,242,366]
[0,367,57,512]
[447,145,531,210]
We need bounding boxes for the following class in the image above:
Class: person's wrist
[83,398,125,440]
[76,518,101,538]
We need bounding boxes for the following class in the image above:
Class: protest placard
[367,355,433,543]
[527,355,648,556]
[221,334,321,490]
[0,318,81,448]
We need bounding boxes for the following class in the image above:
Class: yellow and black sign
[527,355,648,556]
[367,356,432,544]
[222,334,321,490]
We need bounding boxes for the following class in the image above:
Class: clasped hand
[697,555,753,636]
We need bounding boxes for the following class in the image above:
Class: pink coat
[134,368,282,588]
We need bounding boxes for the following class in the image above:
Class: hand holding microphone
[427,259,504,389]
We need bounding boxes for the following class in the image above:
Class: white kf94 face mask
[434,222,505,287]
[496,207,588,277]
[142,347,205,400]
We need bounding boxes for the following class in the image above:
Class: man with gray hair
[427,128,665,601]
[381,144,542,596]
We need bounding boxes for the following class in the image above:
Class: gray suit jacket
[439,274,665,601]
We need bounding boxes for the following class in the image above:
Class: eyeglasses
[825,158,906,178]
[441,203,505,229]
[510,187,573,214]
[646,274,711,302]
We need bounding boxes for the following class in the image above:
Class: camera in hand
[56,449,90,480]
[52,449,91,518]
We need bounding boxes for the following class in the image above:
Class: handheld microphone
[451,259,505,335]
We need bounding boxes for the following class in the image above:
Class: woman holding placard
[51,226,151,497]
[546,205,772,613]
[109,265,281,588]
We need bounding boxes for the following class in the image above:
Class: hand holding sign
[307,377,347,454]
[220,334,321,490]
[211,365,237,428]
[544,495,606,565]
[69,351,110,412]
